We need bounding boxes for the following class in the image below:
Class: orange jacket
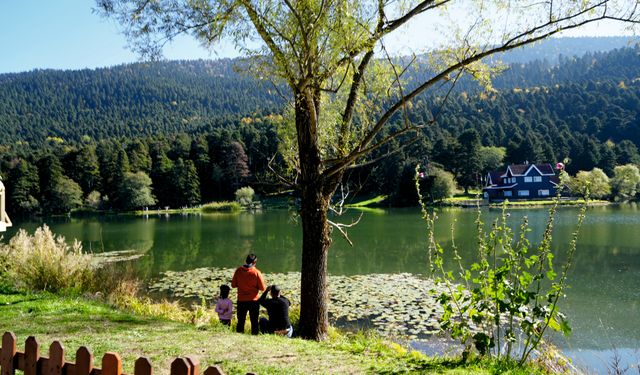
[231,266,266,301]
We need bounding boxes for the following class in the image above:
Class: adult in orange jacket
[231,253,266,334]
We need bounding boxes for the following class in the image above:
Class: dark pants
[236,301,260,335]
[259,317,293,337]
[259,317,273,334]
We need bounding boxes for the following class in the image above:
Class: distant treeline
[2,40,640,213]
[0,125,279,215]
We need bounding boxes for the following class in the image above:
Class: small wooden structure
[0,332,253,375]
[0,180,11,232]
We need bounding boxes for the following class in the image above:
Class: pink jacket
[215,298,233,320]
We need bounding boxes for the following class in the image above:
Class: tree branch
[323,4,640,178]
[239,0,297,87]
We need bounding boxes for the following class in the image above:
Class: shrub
[568,168,611,199]
[234,186,255,206]
[84,191,102,210]
[611,164,640,200]
[0,225,94,292]
[201,201,241,212]
[429,168,456,201]
[416,166,585,364]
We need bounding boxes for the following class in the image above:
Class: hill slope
[0,37,638,145]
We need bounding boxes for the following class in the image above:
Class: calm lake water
[6,204,640,373]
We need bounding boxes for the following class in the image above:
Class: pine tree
[8,159,40,215]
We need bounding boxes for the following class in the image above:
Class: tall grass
[201,201,241,212]
[0,225,94,293]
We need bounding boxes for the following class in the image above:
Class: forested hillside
[2,37,640,214]
[0,59,283,143]
[0,37,636,145]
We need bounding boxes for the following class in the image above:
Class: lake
[5,204,640,373]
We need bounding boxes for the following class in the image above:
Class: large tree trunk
[298,183,332,340]
[294,88,341,340]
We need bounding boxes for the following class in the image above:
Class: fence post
[75,347,93,375]
[185,357,199,375]
[1,332,17,375]
[170,358,190,375]
[134,357,152,375]
[47,341,65,375]
[102,353,122,375]
[24,337,40,375]
[203,366,226,375]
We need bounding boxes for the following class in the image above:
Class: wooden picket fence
[0,332,254,375]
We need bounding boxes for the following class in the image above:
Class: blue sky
[0,1,237,74]
[0,1,633,74]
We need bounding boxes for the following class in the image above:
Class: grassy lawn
[345,195,388,207]
[0,291,543,375]
[488,198,609,207]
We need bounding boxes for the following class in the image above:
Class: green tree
[235,186,255,206]
[570,168,611,199]
[616,140,640,165]
[51,176,83,214]
[611,164,640,200]
[597,141,617,176]
[100,0,640,340]
[71,145,101,195]
[120,172,157,210]
[150,142,174,207]
[8,159,40,215]
[454,129,482,193]
[112,146,131,209]
[84,191,102,210]
[428,168,456,202]
[171,159,201,207]
[127,139,152,173]
[37,154,64,214]
[479,146,506,174]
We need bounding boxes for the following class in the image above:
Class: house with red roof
[483,163,560,202]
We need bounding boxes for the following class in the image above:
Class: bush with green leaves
[611,164,640,201]
[234,186,255,206]
[568,168,611,199]
[416,166,585,364]
[428,168,457,201]
[0,225,95,292]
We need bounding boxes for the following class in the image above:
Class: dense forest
[2,37,640,214]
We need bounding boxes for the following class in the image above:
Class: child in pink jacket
[215,284,233,326]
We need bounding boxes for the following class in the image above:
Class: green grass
[489,198,609,207]
[0,291,546,375]
[201,201,241,213]
[345,195,388,207]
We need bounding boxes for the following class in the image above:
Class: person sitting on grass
[258,284,292,338]
[215,284,233,326]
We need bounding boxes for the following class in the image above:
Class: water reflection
[6,204,640,370]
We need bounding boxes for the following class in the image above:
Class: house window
[538,189,550,196]
[503,178,508,184]
[483,192,488,199]
[524,176,533,183]
[534,176,542,182]
[504,191,512,197]
[517,190,530,197]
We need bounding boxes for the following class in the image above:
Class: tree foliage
[611,164,640,200]
[120,172,156,210]
[569,168,611,199]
